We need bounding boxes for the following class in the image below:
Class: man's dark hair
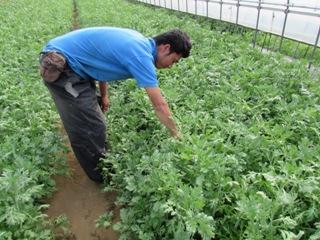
[153,29,192,58]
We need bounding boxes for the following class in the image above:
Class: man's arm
[145,87,179,137]
[98,81,109,112]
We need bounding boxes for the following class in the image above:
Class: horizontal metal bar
[203,0,320,17]
[205,0,320,11]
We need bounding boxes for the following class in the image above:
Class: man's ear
[158,44,171,53]
[163,44,171,52]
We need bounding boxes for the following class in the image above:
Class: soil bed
[44,138,121,240]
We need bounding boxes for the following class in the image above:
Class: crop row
[1,0,319,239]
[0,0,74,239]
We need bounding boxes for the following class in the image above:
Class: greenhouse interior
[139,0,320,66]
[1,0,319,239]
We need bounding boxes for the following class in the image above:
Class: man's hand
[98,81,109,113]
[171,129,183,140]
[101,96,110,113]
[145,87,179,137]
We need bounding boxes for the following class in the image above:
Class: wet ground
[44,139,121,240]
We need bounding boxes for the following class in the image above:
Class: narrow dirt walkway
[43,2,121,238]
[44,139,121,240]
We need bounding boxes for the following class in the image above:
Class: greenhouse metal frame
[136,0,320,66]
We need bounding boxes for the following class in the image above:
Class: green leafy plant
[1,0,319,239]
[0,0,73,238]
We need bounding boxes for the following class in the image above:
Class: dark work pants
[44,66,106,182]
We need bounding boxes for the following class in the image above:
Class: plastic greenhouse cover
[141,0,320,46]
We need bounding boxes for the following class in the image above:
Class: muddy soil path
[44,3,121,239]
[44,138,121,240]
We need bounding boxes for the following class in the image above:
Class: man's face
[155,44,182,69]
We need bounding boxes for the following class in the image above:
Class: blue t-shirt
[43,27,158,87]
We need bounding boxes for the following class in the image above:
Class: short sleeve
[126,56,158,87]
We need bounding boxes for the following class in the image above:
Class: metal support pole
[219,0,223,21]
[271,36,278,52]
[303,45,310,58]
[266,33,272,52]
[309,24,320,68]
[279,0,290,52]
[219,0,223,29]
[253,0,262,48]
[206,0,209,18]
[186,0,189,13]
[194,0,197,15]
[292,42,300,58]
[235,0,240,33]
[261,33,268,51]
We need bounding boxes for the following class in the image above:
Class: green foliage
[96,1,319,239]
[1,0,319,239]
[0,0,72,238]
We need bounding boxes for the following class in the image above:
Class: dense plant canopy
[1,0,319,239]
